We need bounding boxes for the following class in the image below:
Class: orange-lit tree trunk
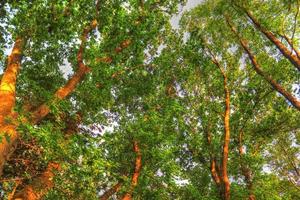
[0,10,133,177]
[207,46,231,200]
[225,15,300,111]
[221,62,230,200]
[0,37,25,176]
[0,18,97,176]
[122,141,142,200]
[238,131,255,200]
[244,9,300,71]
[0,37,24,121]
[13,162,61,200]
[99,182,122,200]
[0,13,100,177]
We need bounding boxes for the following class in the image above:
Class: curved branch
[205,124,222,188]
[31,20,97,124]
[31,34,132,124]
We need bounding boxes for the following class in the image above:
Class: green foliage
[0,0,299,199]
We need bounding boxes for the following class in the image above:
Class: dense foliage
[0,0,299,199]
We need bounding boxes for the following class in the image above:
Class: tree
[1,0,300,199]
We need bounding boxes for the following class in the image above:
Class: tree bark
[0,37,25,176]
[122,141,142,200]
[225,15,300,111]
[244,9,300,71]
[13,162,61,200]
[0,37,24,123]
[100,182,122,200]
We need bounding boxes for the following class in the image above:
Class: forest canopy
[0,0,299,199]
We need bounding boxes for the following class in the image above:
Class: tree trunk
[244,9,300,71]
[0,37,24,123]
[13,162,61,200]
[221,73,230,200]
[0,21,95,175]
[0,19,97,176]
[0,37,25,176]
[206,46,231,200]
[122,141,142,200]
[225,15,300,111]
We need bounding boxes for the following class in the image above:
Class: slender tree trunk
[100,182,122,200]
[244,9,300,71]
[0,37,25,176]
[222,73,231,200]
[206,46,231,200]
[13,162,61,200]
[225,15,300,111]
[122,141,142,200]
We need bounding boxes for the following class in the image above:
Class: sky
[171,0,203,29]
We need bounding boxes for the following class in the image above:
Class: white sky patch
[174,176,189,186]
[93,28,102,43]
[262,164,272,174]
[156,168,164,177]
[183,32,190,43]
[59,58,73,79]
[121,1,132,13]
[170,0,203,29]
